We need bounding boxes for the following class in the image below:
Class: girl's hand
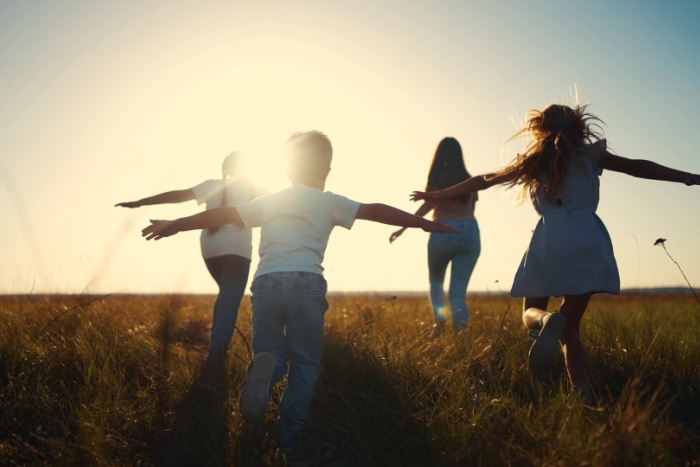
[142,219,180,240]
[115,201,141,208]
[410,191,429,202]
[389,227,407,243]
[683,173,700,186]
[422,220,459,234]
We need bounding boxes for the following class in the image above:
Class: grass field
[1,292,698,466]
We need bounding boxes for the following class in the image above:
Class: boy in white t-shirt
[142,131,458,453]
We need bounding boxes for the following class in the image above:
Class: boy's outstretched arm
[142,207,242,240]
[389,201,434,243]
[116,189,196,208]
[601,151,700,185]
[356,203,458,233]
[410,172,512,202]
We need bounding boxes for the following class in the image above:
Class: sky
[1,0,699,296]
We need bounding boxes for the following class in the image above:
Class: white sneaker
[528,313,566,374]
[240,352,276,423]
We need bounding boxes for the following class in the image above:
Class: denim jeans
[204,254,251,363]
[428,219,480,330]
[249,272,329,425]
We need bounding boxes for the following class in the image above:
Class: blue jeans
[249,272,329,425]
[204,254,251,362]
[428,219,480,330]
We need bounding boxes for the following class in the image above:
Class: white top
[191,177,267,260]
[236,183,361,278]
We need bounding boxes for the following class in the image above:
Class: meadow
[0,292,698,466]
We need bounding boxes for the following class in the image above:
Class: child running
[411,104,700,402]
[141,130,458,453]
[390,137,481,336]
[117,152,266,366]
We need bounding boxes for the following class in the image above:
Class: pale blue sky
[1,0,699,294]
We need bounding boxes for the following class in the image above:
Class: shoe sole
[528,313,566,374]
[240,352,276,423]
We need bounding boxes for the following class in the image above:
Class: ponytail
[207,175,230,235]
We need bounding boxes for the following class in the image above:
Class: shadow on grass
[302,332,443,465]
[155,360,233,466]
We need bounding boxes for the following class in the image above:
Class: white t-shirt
[190,177,266,260]
[236,183,361,278]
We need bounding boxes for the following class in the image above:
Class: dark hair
[426,137,471,203]
[495,104,603,203]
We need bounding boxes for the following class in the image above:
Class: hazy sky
[2,0,699,295]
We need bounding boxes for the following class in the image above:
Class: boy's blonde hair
[286,131,333,181]
[495,104,603,203]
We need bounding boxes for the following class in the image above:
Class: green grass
[0,293,698,465]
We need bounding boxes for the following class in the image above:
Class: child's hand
[683,173,700,186]
[116,201,141,208]
[389,227,407,243]
[142,219,179,240]
[410,191,428,202]
[422,220,459,234]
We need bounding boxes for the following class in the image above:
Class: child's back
[237,183,359,277]
[513,138,619,297]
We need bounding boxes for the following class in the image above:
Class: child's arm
[356,203,458,233]
[389,201,434,243]
[410,172,514,202]
[141,207,242,240]
[116,189,196,208]
[601,151,700,185]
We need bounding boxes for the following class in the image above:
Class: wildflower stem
[659,242,700,307]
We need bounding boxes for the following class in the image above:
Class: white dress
[510,139,620,297]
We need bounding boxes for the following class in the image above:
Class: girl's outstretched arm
[411,172,513,202]
[116,189,196,208]
[356,203,458,234]
[389,201,434,243]
[601,151,700,185]
[142,207,242,240]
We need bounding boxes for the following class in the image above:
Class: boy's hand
[422,220,459,234]
[116,201,141,208]
[142,219,180,240]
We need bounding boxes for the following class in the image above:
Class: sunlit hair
[494,104,604,203]
[209,151,248,235]
[286,130,333,181]
[426,137,471,203]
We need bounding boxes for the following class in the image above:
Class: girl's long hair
[208,152,250,235]
[495,104,604,203]
[426,137,471,203]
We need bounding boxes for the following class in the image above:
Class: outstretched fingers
[141,220,176,240]
[410,191,428,202]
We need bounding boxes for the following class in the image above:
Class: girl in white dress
[411,104,700,401]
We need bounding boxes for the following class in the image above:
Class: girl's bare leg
[522,297,550,330]
[559,294,591,387]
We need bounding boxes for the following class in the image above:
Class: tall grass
[0,293,698,465]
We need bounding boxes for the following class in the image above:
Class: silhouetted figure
[116,152,266,365]
[141,131,458,455]
[412,103,700,405]
[390,137,480,336]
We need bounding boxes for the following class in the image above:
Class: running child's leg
[427,237,451,328]
[522,297,550,330]
[559,294,591,387]
[205,255,250,364]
